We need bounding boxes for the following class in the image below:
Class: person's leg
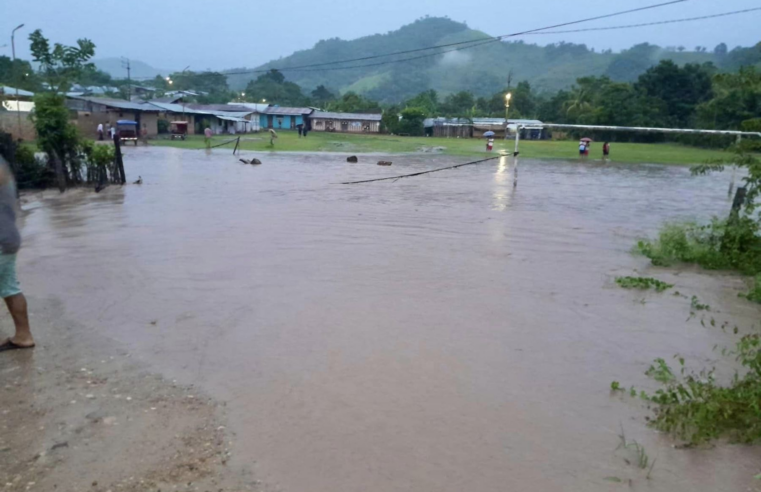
[4,293,33,346]
[0,254,33,348]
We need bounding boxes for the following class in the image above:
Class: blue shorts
[0,254,21,298]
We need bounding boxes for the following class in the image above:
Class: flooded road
[17,147,761,491]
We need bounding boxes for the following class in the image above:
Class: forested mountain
[225,17,761,103]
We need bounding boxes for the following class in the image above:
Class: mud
[0,297,257,492]
[3,147,761,491]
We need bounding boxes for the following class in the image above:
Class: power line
[521,7,761,35]
[218,0,688,75]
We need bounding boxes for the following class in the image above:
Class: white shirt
[97,123,104,132]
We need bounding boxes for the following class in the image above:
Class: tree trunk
[50,148,66,193]
[113,134,126,185]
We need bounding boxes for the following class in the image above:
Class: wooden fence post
[113,133,126,185]
[50,148,66,193]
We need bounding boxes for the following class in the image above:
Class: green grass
[147,132,732,165]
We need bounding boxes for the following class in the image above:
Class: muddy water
[18,147,761,491]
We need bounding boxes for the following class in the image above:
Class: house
[66,96,161,137]
[260,106,314,131]
[424,118,473,138]
[186,104,258,134]
[472,118,546,139]
[310,112,382,134]
[0,86,36,140]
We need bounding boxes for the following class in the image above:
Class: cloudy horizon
[1,0,759,72]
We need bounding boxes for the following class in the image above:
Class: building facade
[310,112,382,133]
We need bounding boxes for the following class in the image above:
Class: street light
[11,23,24,139]
[504,92,512,139]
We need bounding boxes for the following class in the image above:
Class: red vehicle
[170,121,188,140]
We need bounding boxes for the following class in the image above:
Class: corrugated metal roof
[230,103,269,113]
[216,115,249,123]
[262,106,314,115]
[68,95,158,112]
[149,102,253,119]
[311,112,382,121]
[0,86,34,98]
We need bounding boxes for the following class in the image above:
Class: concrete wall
[312,119,381,133]
[0,111,36,141]
[261,114,304,130]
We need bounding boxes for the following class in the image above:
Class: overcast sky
[1,0,759,72]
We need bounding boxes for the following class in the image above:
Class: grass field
[149,132,730,165]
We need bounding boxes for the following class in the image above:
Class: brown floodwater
[17,147,761,491]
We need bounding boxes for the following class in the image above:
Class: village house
[424,117,473,138]
[0,86,36,140]
[66,96,161,137]
[310,112,382,134]
[260,106,313,131]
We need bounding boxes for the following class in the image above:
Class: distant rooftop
[311,112,382,121]
[262,106,313,116]
[0,86,34,98]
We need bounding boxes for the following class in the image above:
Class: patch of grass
[637,219,761,302]
[690,296,710,312]
[617,426,650,469]
[145,132,733,164]
[615,276,673,292]
[633,334,761,445]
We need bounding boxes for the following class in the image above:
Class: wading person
[603,141,610,159]
[97,122,104,141]
[204,126,213,149]
[578,140,586,157]
[0,157,34,353]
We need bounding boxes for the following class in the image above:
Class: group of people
[578,140,611,158]
[96,123,117,141]
[296,123,309,138]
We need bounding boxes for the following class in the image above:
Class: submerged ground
[2,148,761,491]
[150,132,732,164]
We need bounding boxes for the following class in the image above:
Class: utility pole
[504,70,513,140]
[11,23,25,139]
[121,57,131,101]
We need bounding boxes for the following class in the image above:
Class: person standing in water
[579,140,586,157]
[603,142,611,158]
[204,126,213,149]
[0,156,34,353]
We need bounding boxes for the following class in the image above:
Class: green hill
[225,17,760,103]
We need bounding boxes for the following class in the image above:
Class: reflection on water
[18,147,761,492]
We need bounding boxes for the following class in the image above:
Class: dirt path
[0,296,260,492]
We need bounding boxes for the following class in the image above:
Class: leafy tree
[76,66,113,87]
[439,91,474,118]
[311,85,336,107]
[404,90,438,116]
[29,29,95,94]
[714,43,728,59]
[244,69,308,106]
[511,81,536,118]
[397,107,426,136]
[0,56,40,92]
[327,92,381,113]
[696,67,761,130]
[381,106,400,134]
[635,60,713,127]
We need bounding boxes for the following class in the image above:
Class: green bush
[637,219,761,274]
[643,335,761,444]
[14,145,49,189]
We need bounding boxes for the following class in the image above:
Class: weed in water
[616,425,650,469]
[615,276,674,292]
[645,358,675,383]
[632,334,761,445]
[690,296,710,312]
[610,381,621,391]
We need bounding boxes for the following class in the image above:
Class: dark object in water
[239,158,262,165]
[133,176,143,185]
[377,161,392,166]
[347,156,358,163]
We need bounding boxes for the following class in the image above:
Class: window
[315,121,324,128]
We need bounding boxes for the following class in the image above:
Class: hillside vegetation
[226,17,761,102]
